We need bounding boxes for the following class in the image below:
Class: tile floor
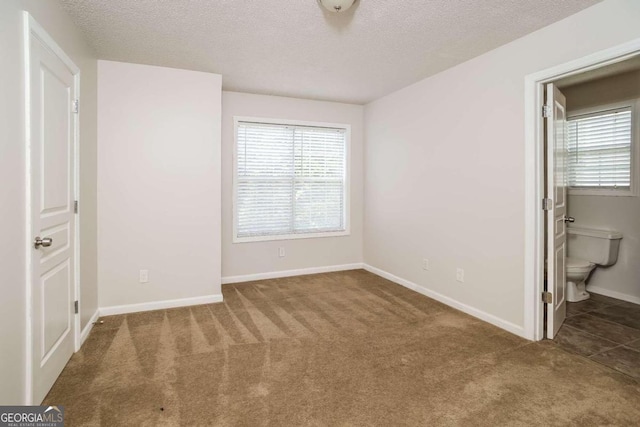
[555,293,640,379]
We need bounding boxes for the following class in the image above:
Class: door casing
[23,12,81,405]
[524,38,640,341]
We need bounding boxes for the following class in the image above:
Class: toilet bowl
[566,227,622,303]
[566,257,596,302]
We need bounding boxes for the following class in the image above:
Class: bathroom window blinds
[235,121,347,240]
[567,107,633,190]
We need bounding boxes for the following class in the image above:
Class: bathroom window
[567,102,636,196]
[233,117,350,242]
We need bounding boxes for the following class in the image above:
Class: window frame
[232,116,351,243]
[567,100,639,197]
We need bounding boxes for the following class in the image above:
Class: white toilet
[566,227,622,302]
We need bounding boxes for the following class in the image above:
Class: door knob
[564,216,575,223]
[34,236,53,248]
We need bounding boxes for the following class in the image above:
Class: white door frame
[23,12,81,404]
[524,38,640,341]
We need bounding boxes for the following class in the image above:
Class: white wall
[563,70,640,303]
[364,0,640,335]
[0,0,98,405]
[98,61,222,309]
[221,92,364,280]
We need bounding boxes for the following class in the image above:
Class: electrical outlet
[139,269,149,283]
[456,268,464,283]
[278,247,285,258]
[422,258,430,270]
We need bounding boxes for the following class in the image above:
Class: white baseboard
[588,286,640,305]
[99,294,224,316]
[222,263,364,285]
[363,264,526,338]
[79,309,100,347]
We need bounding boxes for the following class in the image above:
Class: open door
[545,83,568,339]
[26,14,79,403]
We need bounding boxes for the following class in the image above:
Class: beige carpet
[45,270,640,426]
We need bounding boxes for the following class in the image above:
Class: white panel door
[28,26,78,404]
[545,83,568,339]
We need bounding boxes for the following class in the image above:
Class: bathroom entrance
[544,61,640,373]
[543,57,640,341]
[525,39,640,346]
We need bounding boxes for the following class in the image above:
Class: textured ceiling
[60,0,601,104]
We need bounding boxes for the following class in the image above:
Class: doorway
[524,38,640,341]
[24,13,81,404]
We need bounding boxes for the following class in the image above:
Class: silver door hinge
[542,292,553,304]
[74,300,79,314]
[542,105,551,118]
[74,200,78,214]
[72,99,79,114]
[542,198,552,211]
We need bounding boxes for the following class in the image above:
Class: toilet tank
[567,227,622,266]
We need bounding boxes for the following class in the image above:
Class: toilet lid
[566,257,593,269]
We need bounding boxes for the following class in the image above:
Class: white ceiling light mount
[318,0,356,13]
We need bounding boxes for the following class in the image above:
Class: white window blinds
[567,107,632,190]
[236,121,347,239]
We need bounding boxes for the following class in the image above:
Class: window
[233,118,349,242]
[567,104,635,195]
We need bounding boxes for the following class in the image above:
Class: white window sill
[233,229,350,244]
[569,188,636,197]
